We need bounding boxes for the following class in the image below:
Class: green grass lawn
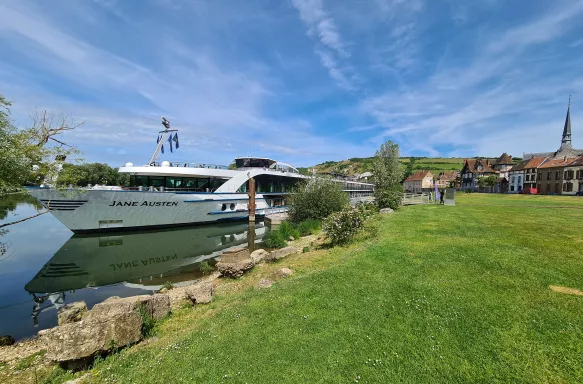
[69,194,583,383]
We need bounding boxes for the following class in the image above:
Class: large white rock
[266,247,300,262]
[57,301,88,325]
[167,281,214,310]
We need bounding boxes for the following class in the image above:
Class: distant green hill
[299,156,523,176]
[301,157,465,176]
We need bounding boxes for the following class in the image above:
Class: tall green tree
[372,140,404,209]
[0,94,83,192]
[403,157,416,181]
[57,163,129,187]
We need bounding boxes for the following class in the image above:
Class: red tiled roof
[437,171,458,181]
[523,157,548,169]
[567,156,583,167]
[539,158,577,169]
[404,170,432,182]
[463,158,496,174]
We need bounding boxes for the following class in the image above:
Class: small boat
[26,118,374,233]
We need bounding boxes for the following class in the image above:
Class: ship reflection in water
[25,222,265,326]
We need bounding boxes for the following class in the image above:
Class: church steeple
[561,95,572,148]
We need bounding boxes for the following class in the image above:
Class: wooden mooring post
[248,177,256,222]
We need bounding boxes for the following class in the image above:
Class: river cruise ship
[26,119,374,233]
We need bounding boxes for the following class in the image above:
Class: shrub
[323,208,366,245]
[302,246,310,253]
[161,281,174,291]
[289,177,349,223]
[357,201,378,218]
[296,219,321,236]
[375,188,403,210]
[137,304,156,338]
[278,221,297,240]
[199,261,214,275]
[264,230,287,249]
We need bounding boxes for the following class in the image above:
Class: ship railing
[149,162,228,170]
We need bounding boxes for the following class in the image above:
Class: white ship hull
[26,187,279,233]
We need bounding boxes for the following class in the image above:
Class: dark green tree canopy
[56,163,129,187]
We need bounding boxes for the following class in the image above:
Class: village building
[403,171,433,193]
[560,156,583,195]
[460,158,497,190]
[536,157,577,195]
[524,99,583,160]
[435,171,459,189]
[508,157,548,193]
[491,153,514,180]
[508,161,525,193]
[522,157,549,191]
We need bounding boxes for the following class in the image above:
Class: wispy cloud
[1,0,583,165]
[291,0,355,89]
[361,0,583,157]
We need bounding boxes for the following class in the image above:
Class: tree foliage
[0,94,83,192]
[288,177,349,223]
[323,208,366,245]
[403,157,416,181]
[372,141,404,210]
[56,163,129,187]
[478,175,498,188]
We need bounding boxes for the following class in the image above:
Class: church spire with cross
[561,95,572,148]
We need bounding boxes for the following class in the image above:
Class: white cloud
[361,0,583,157]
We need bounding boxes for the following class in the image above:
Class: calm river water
[0,193,265,341]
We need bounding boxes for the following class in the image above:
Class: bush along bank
[263,219,322,249]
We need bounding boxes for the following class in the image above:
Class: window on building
[537,172,541,181]
[556,170,560,180]
[547,172,551,180]
[510,186,515,192]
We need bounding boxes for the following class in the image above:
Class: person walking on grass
[440,189,445,204]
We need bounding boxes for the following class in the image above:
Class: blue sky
[1,0,583,167]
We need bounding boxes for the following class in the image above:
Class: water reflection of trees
[0,193,43,221]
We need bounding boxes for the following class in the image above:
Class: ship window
[221,204,226,211]
[149,177,165,188]
[134,176,148,187]
[230,203,235,210]
[165,177,183,189]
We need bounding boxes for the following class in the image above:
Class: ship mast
[148,116,177,165]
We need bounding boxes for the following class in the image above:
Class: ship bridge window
[166,177,183,188]
[129,176,227,191]
[235,158,275,168]
[236,174,302,193]
[149,177,165,188]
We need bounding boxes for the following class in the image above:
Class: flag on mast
[173,133,179,149]
[434,177,440,202]
[168,133,174,153]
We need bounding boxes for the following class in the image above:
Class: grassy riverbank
[32,194,583,382]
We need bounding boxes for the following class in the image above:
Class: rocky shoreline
[0,242,307,376]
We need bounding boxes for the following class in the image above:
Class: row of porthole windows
[221,203,237,211]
